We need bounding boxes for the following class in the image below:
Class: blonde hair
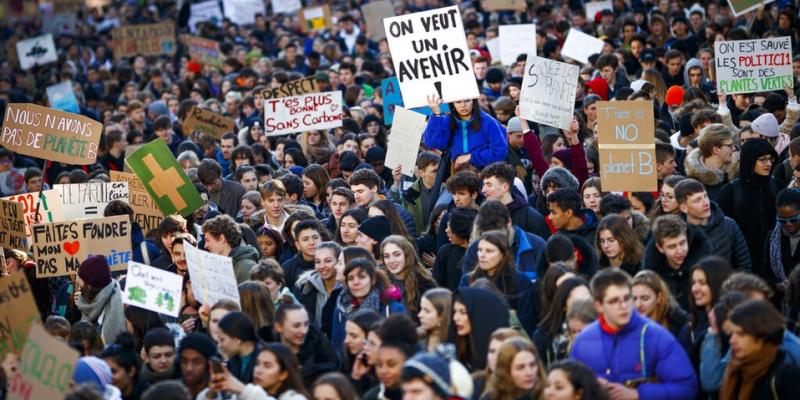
[632,270,674,330]
[420,288,453,346]
[698,123,733,158]
[380,235,433,315]
[484,337,546,400]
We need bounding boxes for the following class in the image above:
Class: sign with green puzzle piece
[126,139,203,217]
[123,262,183,317]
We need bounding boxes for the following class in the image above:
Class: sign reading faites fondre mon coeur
[1,104,102,165]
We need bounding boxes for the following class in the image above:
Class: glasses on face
[756,155,774,164]
[778,214,800,225]
[720,143,737,151]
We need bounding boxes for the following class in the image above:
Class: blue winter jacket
[460,226,545,281]
[423,111,507,168]
[571,311,698,400]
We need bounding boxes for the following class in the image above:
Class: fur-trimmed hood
[684,148,739,186]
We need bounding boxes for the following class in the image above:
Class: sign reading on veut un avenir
[519,55,580,131]
[264,91,344,136]
[597,101,657,192]
[715,36,793,95]
[0,103,103,165]
[383,5,479,108]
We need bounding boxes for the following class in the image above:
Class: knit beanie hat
[551,149,574,170]
[358,215,391,244]
[541,167,580,193]
[751,113,780,138]
[665,86,685,107]
[73,356,112,391]
[187,60,202,74]
[148,100,168,118]
[585,77,609,101]
[402,352,451,399]
[365,146,386,164]
[78,255,111,289]
[340,151,361,172]
[485,67,504,84]
[506,117,522,133]
[179,332,217,359]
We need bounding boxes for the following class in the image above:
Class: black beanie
[448,208,477,240]
[358,215,391,243]
[485,67,504,84]
[340,151,361,172]
[179,332,217,359]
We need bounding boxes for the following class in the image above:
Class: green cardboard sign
[126,140,203,216]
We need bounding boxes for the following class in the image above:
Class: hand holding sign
[426,94,443,115]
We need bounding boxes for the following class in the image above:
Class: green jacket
[391,179,427,233]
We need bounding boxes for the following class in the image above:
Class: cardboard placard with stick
[181,106,236,139]
[597,101,657,192]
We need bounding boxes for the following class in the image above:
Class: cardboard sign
[597,101,657,192]
[126,140,204,217]
[561,28,605,64]
[123,262,183,317]
[483,0,526,11]
[585,1,612,19]
[385,107,427,177]
[264,91,344,136]
[0,199,26,249]
[271,0,301,14]
[31,215,133,278]
[16,34,58,70]
[188,0,223,33]
[2,190,65,241]
[383,6,479,108]
[181,106,236,139]
[85,0,112,8]
[53,182,129,220]
[45,12,79,35]
[51,0,81,13]
[714,37,793,95]
[7,323,78,400]
[184,242,240,306]
[519,56,580,130]
[182,35,223,68]
[123,144,143,172]
[223,0,266,24]
[499,24,536,66]
[0,272,40,359]
[112,21,176,59]
[1,103,103,165]
[381,77,449,125]
[109,171,164,236]
[46,81,79,114]
[728,0,774,16]
[299,5,332,32]
[362,0,395,41]
[261,76,319,100]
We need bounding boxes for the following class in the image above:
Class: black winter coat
[685,201,752,273]
[643,225,712,309]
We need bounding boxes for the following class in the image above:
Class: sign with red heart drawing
[30,215,132,278]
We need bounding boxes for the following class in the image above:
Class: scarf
[769,224,800,314]
[76,280,126,345]
[720,343,778,400]
[339,288,382,316]
[139,363,175,385]
[598,314,622,335]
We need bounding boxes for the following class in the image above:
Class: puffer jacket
[684,201,752,272]
[683,148,738,201]
[423,111,508,168]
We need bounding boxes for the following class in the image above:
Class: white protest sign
[53,182,129,220]
[520,56,580,130]
[184,242,240,306]
[264,91,344,136]
[189,0,223,33]
[123,262,183,317]
[16,34,58,70]
[271,0,302,14]
[714,37,793,95]
[383,6,479,108]
[499,24,536,66]
[46,81,79,114]
[486,38,501,63]
[561,28,605,65]
[585,1,612,19]
[222,0,265,25]
[386,107,427,177]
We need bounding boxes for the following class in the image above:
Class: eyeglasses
[719,143,737,151]
[778,214,800,225]
[757,156,774,164]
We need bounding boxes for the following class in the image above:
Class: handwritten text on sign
[260,76,319,100]
[0,272,40,359]
[383,6,479,108]
[715,37,792,95]
[124,262,183,317]
[109,171,164,235]
[1,103,102,165]
[54,182,129,219]
[182,106,236,139]
[112,21,176,59]
[519,56,579,130]
[8,323,78,400]
[264,91,343,136]
[0,199,26,250]
[1,191,65,241]
[597,101,657,192]
[184,241,240,306]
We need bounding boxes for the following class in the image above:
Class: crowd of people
[3,0,800,399]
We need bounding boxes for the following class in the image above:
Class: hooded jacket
[682,58,714,92]
[282,253,315,293]
[461,226,546,282]
[423,111,508,168]
[296,271,341,329]
[683,148,738,201]
[717,139,781,277]
[685,201,752,272]
[643,225,712,309]
[507,187,550,239]
[448,288,510,371]
[548,208,599,248]
[230,243,260,283]
[570,311,698,400]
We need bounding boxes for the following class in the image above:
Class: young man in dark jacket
[480,161,549,239]
[283,219,325,293]
[546,188,599,249]
[202,214,260,283]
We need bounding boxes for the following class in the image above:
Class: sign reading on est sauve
[715,36,792,95]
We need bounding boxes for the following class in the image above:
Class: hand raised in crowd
[427,94,443,115]
[392,164,403,189]
[786,84,796,101]
[198,303,211,328]
[180,315,198,333]
[565,117,580,146]
[1,353,18,381]
[454,153,471,167]
[515,105,530,132]
[422,252,436,268]
[717,93,726,107]
[207,361,245,396]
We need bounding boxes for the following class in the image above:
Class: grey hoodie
[683,58,707,89]
[296,271,340,328]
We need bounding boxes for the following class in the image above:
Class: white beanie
[751,113,780,138]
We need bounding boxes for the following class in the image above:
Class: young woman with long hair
[312,372,359,400]
[216,311,262,384]
[472,328,523,399]
[274,302,339,386]
[632,270,687,337]
[451,287,511,371]
[297,242,342,328]
[595,215,644,276]
[482,337,547,400]
[417,288,452,352]
[467,231,533,308]
[533,278,592,367]
[335,208,368,247]
[580,177,603,215]
[380,235,436,316]
[342,309,383,392]
[368,200,411,238]
[303,164,331,217]
[100,333,150,400]
[238,280,276,341]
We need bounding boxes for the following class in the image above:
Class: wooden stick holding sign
[597,101,657,192]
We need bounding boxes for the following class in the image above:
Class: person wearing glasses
[764,188,800,307]
[683,124,738,201]
[570,269,698,400]
[718,139,782,276]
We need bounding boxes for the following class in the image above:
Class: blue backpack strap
[640,323,649,379]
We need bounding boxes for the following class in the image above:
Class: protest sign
[383,6,479,108]
[264,91,344,136]
[123,144,143,172]
[271,0,301,14]
[0,169,26,195]
[181,106,236,139]
[7,323,78,400]
[519,56,580,130]
[46,81,79,113]
[597,101,657,192]
[85,0,111,8]
[728,0,773,16]
[385,107,427,177]
[714,36,792,95]
[261,76,319,100]
[45,11,79,35]
[110,171,164,235]
[0,199,26,250]
[1,103,102,165]
[1,190,65,240]
[31,214,132,278]
[112,21,176,60]
[585,1,613,19]
[299,5,333,32]
[382,77,449,125]
[54,182,129,220]
[223,0,265,24]
[16,34,58,70]
[362,0,395,41]
[184,242,240,306]
[126,140,204,216]
[561,28,605,64]
[188,0,223,33]
[499,24,536,66]
[182,35,224,68]
[483,0,526,11]
[486,38,501,63]
[0,271,40,359]
[124,262,183,317]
